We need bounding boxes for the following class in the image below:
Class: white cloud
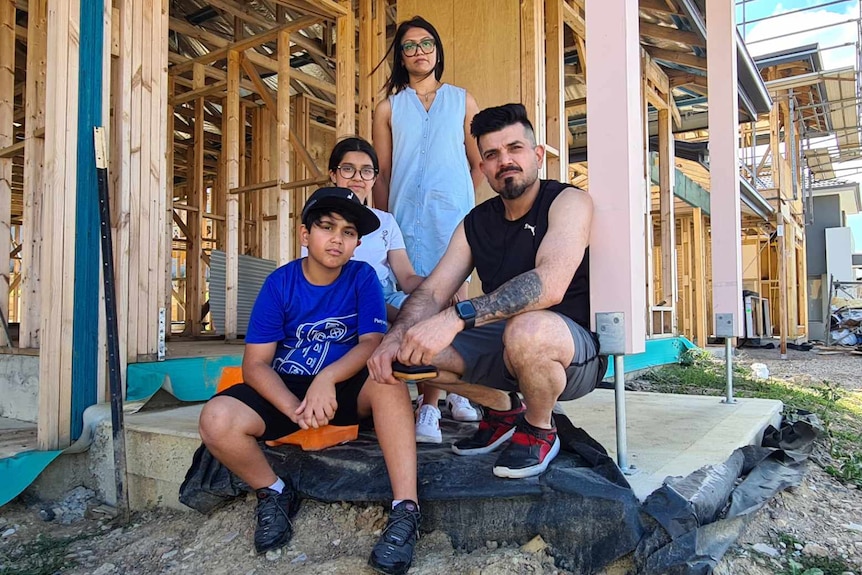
[742,2,859,69]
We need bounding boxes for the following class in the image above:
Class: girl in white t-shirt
[305,137,423,321]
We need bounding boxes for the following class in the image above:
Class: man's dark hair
[374,16,445,96]
[302,207,362,237]
[470,103,537,146]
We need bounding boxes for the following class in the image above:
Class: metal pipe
[614,354,629,470]
[750,120,757,187]
[723,338,736,404]
[789,91,798,201]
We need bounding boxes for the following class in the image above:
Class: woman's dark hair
[470,103,537,146]
[374,16,444,95]
[328,136,380,172]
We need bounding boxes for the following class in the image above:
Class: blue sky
[737,0,862,249]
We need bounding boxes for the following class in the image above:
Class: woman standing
[372,16,483,442]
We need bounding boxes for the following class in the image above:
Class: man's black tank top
[463,180,590,329]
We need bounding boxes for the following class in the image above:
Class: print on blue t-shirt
[245,259,387,377]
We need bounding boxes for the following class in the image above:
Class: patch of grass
[0,531,93,575]
[641,352,862,488]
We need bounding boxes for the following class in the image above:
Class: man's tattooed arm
[471,270,545,326]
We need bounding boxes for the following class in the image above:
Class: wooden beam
[520,0,543,146]
[229,178,278,194]
[640,22,704,48]
[207,0,274,30]
[691,212,709,346]
[561,1,584,38]
[648,47,706,71]
[358,0,372,140]
[224,49,240,338]
[639,0,683,16]
[170,15,319,75]
[168,79,227,107]
[277,29,291,264]
[186,63,204,336]
[545,0,565,181]
[334,0,354,137]
[0,140,23,158]
[777,211,788,355]
[0,0,13,348]
[658,107,675,315]
[272,0,348,18]
[20,0,46,349]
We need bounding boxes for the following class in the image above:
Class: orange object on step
[265,425,359,451]
[216,366,244,394]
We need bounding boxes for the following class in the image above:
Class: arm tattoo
[472,270,543,323]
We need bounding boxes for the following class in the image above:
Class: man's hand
[397,308,462,367]
[295,376,338,429]
[367,335,403,385]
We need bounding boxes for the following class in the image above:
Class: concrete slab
[117,390,782,508]
[562,389,783,499]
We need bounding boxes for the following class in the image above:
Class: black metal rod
[94,127,130,523]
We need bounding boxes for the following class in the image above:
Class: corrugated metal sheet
[209,250,277,337]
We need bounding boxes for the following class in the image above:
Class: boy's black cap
[301,186,380,236]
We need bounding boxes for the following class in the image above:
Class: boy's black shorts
[216,368,369,441]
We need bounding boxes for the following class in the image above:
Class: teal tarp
[1,450,63,507]
[126,355,243,402]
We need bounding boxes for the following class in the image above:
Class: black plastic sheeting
[635,414,819,575]
[179,412,819,574]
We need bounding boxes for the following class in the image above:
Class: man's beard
[497,170,537,200]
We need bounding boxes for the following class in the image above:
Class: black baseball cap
[301,186,380,236]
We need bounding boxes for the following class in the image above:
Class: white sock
[268,477,285,494]
[392,499,419,510]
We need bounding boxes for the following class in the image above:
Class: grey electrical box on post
[715,313,735,338]
[595,312,626,355]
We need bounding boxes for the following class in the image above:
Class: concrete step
[113,389,781,509]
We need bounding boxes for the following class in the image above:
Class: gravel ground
[2,346,861,574]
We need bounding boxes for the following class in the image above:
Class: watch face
[456,300,476,319]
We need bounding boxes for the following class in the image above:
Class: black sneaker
[368,500,420,575]
[492,417,560,479]
[253,481,301,554]
[451,393,526,455]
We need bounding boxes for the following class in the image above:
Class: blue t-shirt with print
[246,259,387,377]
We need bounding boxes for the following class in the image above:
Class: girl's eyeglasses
[336,165,377,181]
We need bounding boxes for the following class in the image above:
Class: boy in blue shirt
[199,187,420,575]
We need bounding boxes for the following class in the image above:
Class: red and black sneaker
[492,417,560,479]
[451,393,526,456]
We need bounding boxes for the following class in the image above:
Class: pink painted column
[707,1,744,336]
[586,0,646,354]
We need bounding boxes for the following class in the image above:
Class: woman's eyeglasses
[401,38,436,57]
[336,165,377,181]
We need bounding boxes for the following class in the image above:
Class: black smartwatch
[454,299,477,330]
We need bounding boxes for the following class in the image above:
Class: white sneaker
[415,404,442,443]
[446,393,481,422]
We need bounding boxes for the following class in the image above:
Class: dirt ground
[2,347,861,575]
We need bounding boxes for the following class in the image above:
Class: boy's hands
[295,375,338,429]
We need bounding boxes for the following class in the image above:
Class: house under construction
[0,0,859,459]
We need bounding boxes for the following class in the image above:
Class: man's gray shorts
[450,313,608,401]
